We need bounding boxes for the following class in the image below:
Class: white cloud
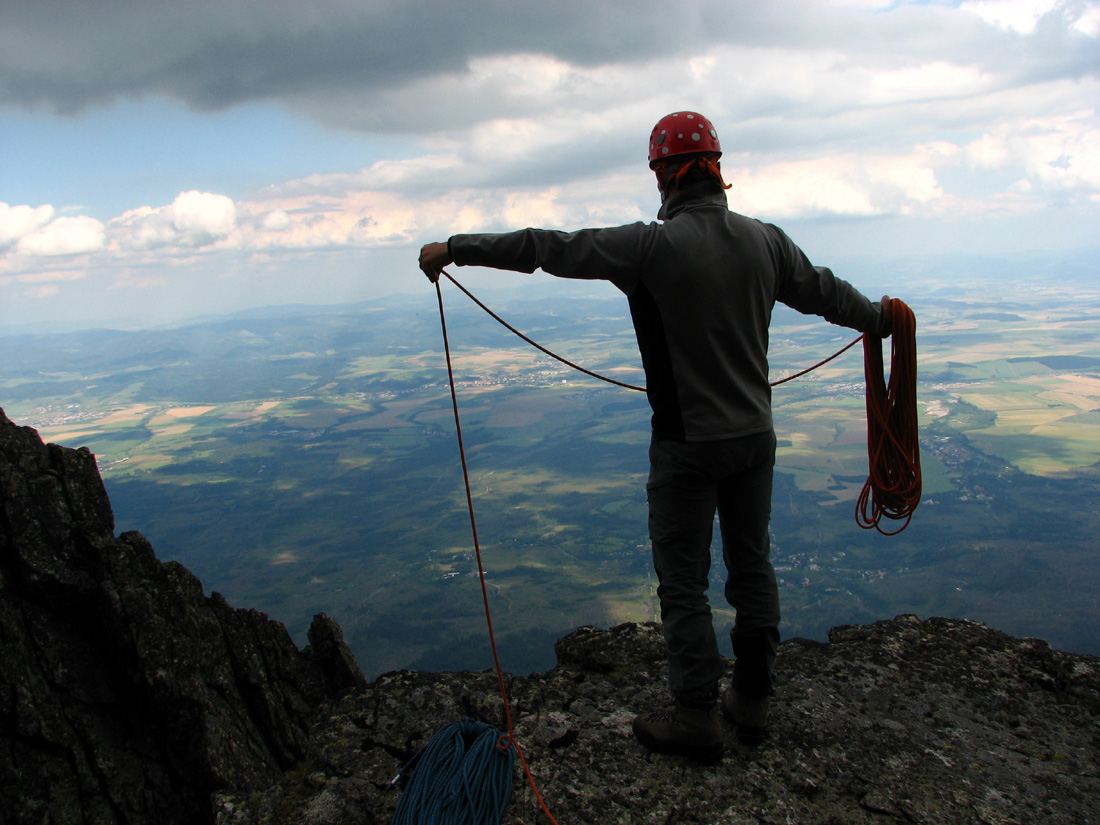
[261,208,291,232]
[234,188,417,251]
[1078,4,1100,36]
[2,1,1098,330]
[723,149,949,220]
[111,205,177,251]
[960,0,1061,34]
[960,0,1100,37]
[171,190,237,244]
[111,190,237,252]
[15,215,105,256]
[862,61,993,106]
[966,132,1014,168]
[0,203,56,246]
[964,111,1100,197]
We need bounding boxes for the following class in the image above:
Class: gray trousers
[646,431,781,701]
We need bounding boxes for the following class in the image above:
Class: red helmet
[648,111,722,168]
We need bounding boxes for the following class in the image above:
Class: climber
[418,111,895,760]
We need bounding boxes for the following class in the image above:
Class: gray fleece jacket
[449,181,889,442]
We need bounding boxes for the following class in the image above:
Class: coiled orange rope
[856,298,921,534]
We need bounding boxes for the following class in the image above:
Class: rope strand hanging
[434,277,560,825]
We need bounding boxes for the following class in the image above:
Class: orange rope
[769,333,864,387]
[435,280,560,825]
[442,271,646,392]
[438,271,921,538]
[856,299,922,534]
[441,270,863,392]
[431,275,918,820]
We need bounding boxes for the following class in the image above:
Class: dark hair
[653,153,731,193]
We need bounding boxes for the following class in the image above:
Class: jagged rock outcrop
[219,620,1100,824]
[4,409,1099,825]
[0,409,365,825]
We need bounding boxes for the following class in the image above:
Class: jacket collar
[657,180,729,221]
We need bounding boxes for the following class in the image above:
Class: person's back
[613,175,886,443]
[417,110,894,760]
[623,180,778,442]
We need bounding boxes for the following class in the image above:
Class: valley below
[4,273,1099,678]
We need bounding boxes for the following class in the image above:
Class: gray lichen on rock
[222,618,1099,825]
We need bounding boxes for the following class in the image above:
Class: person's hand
[880,294,893,337]
[418,242,452,283]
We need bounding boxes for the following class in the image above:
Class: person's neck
[658,179,727,218]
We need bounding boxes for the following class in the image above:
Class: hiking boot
[632,703,724,763]
[721,686,770,747]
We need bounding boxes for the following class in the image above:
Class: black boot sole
[720,695,770,747]
[734,724,767,747]
[632,721,724,764]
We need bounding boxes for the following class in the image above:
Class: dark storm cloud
[3,0,1098,212]
[0,0,769,113]
[11,0,1095,117]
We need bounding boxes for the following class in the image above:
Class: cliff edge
[2,409,1098,825]
[0,408,364,825]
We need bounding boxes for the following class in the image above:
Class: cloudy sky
[1,0,1098,332]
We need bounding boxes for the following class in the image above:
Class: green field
[3,278,1099,677]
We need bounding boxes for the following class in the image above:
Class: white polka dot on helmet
[648,111,722,168]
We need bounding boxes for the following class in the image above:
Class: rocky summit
[2,409,1098,825]
[218,618,1100,825]
[0,408,363,825]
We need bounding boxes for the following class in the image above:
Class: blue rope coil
[390,718,516,825]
